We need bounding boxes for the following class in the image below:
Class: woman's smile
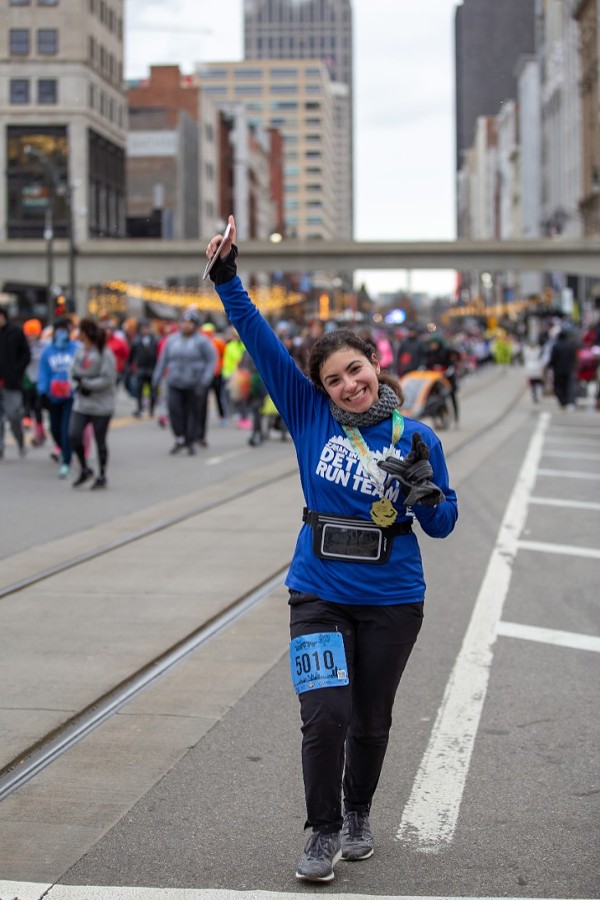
[320,348,380,413]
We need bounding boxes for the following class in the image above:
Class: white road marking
[0,886,580,900]
[517,539,600,559]
[205,450,250,465]
[537,468,600,480]
[542,450,600,460]
[496,621,600,653]
[396,413,550,853]
[529,496,600,511]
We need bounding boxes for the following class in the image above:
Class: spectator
[200,321,227,426]
[222,328,249,427]
[522,339,546,404]
[0,307,30,460]
[37,317,78,478]
[128,320,158,417]
[22,318,49,447]
[424,336,461,424]
[152,309,216,454]
[395,324,426,377]
[69,317,117,489]
[101,320,130,388]
[549,329,578,411]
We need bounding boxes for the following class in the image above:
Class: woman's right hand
[206,214,236,263]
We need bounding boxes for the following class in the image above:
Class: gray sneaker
[296,830,341,882]
[341,809,374,860]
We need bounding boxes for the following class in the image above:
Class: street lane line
[529,496,600,511]
[396,413,550,853]
[537,468,600,480]
[542,450,600,460]
[517,539,600,559]
[496,621,600,653]
[0,886,580,900]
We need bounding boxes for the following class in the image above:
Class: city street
[0,365,598,900]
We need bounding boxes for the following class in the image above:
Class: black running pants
[289,591,423,832]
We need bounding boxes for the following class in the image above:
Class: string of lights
[89,280,306,317]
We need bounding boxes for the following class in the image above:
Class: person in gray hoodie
[152,308,216,454]
[69,317,117,489]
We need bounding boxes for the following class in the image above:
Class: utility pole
[25,144,77,323]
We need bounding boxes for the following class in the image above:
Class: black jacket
[129,333,158,375]
[0,321,31,390]
[549,334,577,376]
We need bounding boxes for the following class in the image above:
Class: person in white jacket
[522,338,546,403]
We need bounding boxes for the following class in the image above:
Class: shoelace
[343,810,367,839]
[306,832,336,859]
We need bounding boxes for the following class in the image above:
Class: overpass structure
[2,236,600,314]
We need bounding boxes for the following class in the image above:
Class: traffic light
[55,294,67,317]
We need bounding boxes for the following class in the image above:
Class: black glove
[378,432,445,507]
[78,380,91,397]
[209,244,238,285]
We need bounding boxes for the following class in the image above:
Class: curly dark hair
[307,328,403,403]
[78,317,106,352]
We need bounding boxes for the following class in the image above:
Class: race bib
[290,631,349,695]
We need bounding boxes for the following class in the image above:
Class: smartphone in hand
[203,223,232,280]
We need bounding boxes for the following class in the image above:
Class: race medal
[342,409,404,529]
[370,497,398,527]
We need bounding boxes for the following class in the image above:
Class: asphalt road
[0,368,598,900]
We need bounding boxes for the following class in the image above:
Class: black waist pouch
[303,508,412,565]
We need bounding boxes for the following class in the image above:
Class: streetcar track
[0,369,520,604]
[0,373,525,803]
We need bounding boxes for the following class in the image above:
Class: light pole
[25,145,77,323]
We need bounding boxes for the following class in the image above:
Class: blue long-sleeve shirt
[216,276,458,605]
[37,339,78,402]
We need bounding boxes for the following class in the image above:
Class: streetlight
[25,144,77,323]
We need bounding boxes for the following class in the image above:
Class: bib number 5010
[290,631,349,694]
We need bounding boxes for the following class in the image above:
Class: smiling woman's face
[319,347,381,414]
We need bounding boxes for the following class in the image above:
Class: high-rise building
[455,0,536,173]
[1,0,127,246]
[195,59,336,242]
[243,0,354,239]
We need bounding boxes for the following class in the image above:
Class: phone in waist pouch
[313,519,392,564]
[304,509,412,565]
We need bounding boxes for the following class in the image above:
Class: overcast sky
[125,0,459,297]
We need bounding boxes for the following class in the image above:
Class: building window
[38,0,59,5]
[234,68,263,79]
[37,29,58,54]
[10,79,30,104]
[10,0,31,5]
[38,79,58,104]
[271,68,298,78]
[10,29,30,55]
[6,125,69,239]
